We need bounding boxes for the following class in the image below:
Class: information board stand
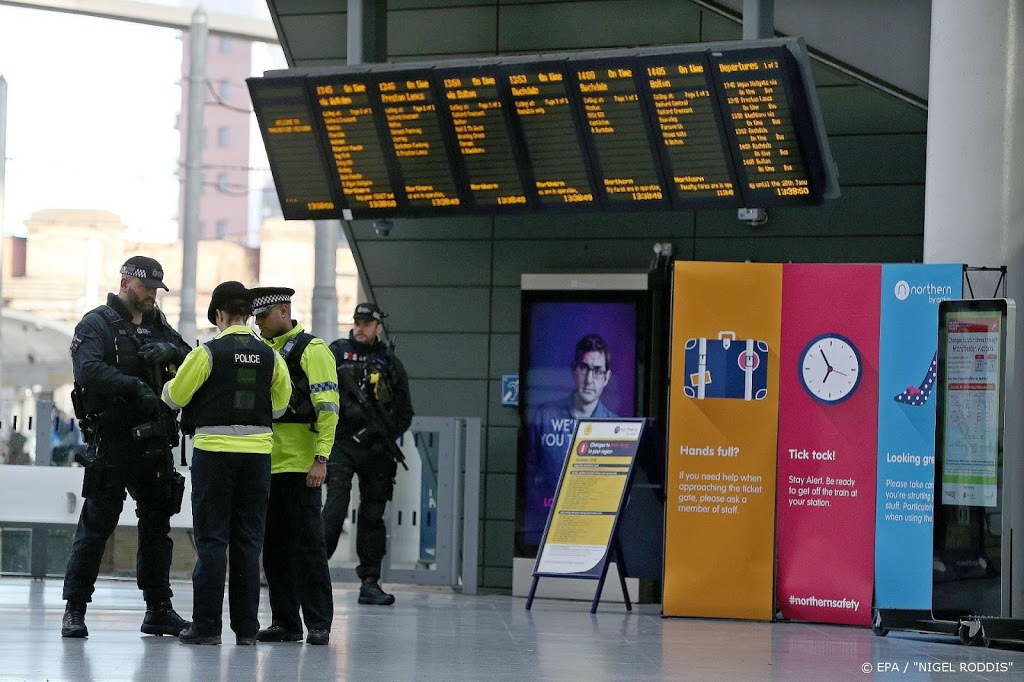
[875,296,1022,646]
[525,418,649,613]
[933,298,1021,645]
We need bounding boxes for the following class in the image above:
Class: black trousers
[323,440,396,581]
[190,448,271,638]
[263,473,334,632]
[63,441,175,605]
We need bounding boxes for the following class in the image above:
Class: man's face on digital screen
[573,350,610,406]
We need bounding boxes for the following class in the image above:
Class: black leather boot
[141,601,190,636]
[256,623,303,642]
[358,578,395,605]
[61,601,88,638]
[178,625,222,645]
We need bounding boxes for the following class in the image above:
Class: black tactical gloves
[132,380,161,416]
[140,342,186,366]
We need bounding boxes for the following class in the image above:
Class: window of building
[217,126,230,148]
[219,37,231,54]
[217,173,229,193]
[215,220,228,239]
[218,79,231,101]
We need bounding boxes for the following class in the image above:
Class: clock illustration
[798,333,862,405]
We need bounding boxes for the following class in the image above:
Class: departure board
[569,58,669,209]
[435,67,529,209]
[639,53,739,207]
[503,62,598,208]
[709,47,818,205]
[247,77,337,220]
[249,38,839,221]
[308,75,398,215]
[373,73,464,211]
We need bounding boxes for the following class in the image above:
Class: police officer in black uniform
[61,256,192,638]
[324,303,413,605]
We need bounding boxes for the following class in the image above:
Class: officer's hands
[140,342,184,366]
[133,381,161,416]
[307,459,327,488]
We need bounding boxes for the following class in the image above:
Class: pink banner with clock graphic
[776,263,881,626]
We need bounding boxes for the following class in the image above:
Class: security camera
[738,207,768,226]
[373,219,394,237]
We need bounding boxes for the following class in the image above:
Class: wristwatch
[314,455,329,464]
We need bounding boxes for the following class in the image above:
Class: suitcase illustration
[683,331,769,400]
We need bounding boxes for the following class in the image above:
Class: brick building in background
[175,1,255,243]
[1,209,357,338]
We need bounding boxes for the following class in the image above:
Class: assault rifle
[337,370,408,470]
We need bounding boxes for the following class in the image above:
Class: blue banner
[874,264,962,609]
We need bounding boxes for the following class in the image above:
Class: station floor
[1,578,1023,681]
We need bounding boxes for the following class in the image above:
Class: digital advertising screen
[517,290,642,556]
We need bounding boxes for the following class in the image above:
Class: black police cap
[120,255,169,291]
[353,302,387,323]
[207,281,254,325]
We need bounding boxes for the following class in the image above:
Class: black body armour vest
[81,305,172,415]
[275,332,317,425]
[331,337,390,434]
[187,333,276,432]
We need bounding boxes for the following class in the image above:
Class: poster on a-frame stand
[525,418,650,614]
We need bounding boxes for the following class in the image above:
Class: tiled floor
[1,577,1022,681]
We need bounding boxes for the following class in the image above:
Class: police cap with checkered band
[250,287,295,316]
[120,256,169,291]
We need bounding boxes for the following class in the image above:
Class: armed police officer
[62,256,192,639]
[324,303,413,606]
[161,282,292,645]
[251,287,338,646]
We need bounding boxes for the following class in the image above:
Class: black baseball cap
[251,287,295,316]
[207,281,254,325]
[353,302,387,323]
[120,256,168,291]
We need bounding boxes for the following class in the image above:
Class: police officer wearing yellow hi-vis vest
[160,281,292,645]
[250,287,338,646]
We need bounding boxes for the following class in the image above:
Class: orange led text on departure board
[713,55,810,197]
[253,81,336,216]
[378,77,462,208]
[506,68,596,206]
[574,64,666,205]
[644,61,736,201]
[439,71,527,206]
[312,80,397,211]
[250,40,835,219]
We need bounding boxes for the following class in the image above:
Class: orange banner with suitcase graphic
[663,261,783,619]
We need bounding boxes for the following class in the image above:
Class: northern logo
[894,280,954,304]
